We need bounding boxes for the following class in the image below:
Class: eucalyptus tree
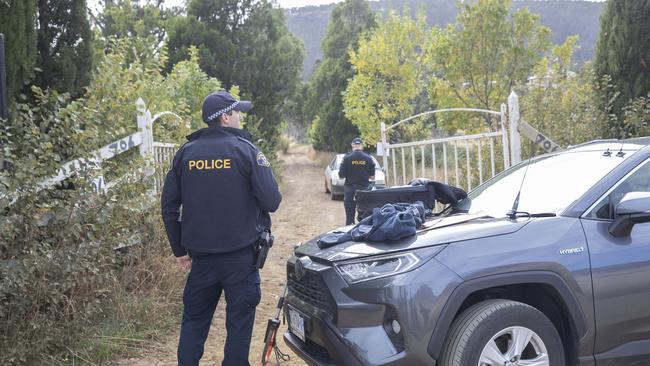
[344,11,429,146]
[425,0,552,132]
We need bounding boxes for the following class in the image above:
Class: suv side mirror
[608,192,650,237]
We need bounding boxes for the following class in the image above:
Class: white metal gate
[378,92,562,193]
[380,105,510,192]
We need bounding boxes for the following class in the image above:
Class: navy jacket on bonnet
[161,126,282,257]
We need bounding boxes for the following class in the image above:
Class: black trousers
[343,183,369,225]
[177,246,261,366]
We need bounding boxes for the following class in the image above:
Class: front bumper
[284,323,364,366]
[331,183,344,196]
[283,253,462,366]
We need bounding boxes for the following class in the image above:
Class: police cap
[202,91,253,125]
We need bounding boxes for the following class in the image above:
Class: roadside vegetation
[0,40,220,365]
[0,0,302,364]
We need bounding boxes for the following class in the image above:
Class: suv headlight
[334,246,445,284]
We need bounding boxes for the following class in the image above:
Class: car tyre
[439,299,564,366]
[325,179,330,193]
[330,190,340,200]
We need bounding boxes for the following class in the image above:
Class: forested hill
[285,0,604,80]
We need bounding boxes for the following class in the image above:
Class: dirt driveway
[116,144,343,366]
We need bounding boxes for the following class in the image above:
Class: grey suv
[283,139,650,366]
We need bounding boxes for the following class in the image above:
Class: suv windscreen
[453,149,634,217]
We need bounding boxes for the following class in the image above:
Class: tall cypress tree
[36,0,93,97]
[306,0,376,152]
[167,0,303,157]
[0,0,38,101]
[595,0,650,129]
[167,0,252,88]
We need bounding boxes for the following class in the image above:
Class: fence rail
[153,142,178,193]
[1,98,179,204]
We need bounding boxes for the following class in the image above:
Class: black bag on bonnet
[355,179,467,220]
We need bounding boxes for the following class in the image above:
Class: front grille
[287,263,336,315]
[306,338,329,356]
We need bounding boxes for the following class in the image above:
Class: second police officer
[161,91,282,366]
[338,137,375,225]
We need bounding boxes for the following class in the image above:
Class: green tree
[619,95,650,138]
[425,0,552,133]
[307,0,376,152]
[344,11,430,146]
[35,0,93,97]
[519,37,602,156]
[100,0,167,42]
[164,46,223,131]
[595,0,650,135]
[235,1,303,154]
[167,0,253,87]
[94,0,173,63]
[167,0,303,159]
[0,0,37,101]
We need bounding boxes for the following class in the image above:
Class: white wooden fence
[153,142,178,192]
[1,98,179,204]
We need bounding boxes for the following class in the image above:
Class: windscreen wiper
[507,211,557,219]
[418,213,493,233]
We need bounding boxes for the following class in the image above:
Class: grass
[36,241,185,366]
[307,148,336,167]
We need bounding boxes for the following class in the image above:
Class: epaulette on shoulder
[176,140,192,154]
[236,136,259,151]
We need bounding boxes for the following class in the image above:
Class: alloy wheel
[478,326,549,366]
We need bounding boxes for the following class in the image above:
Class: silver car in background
[324,153,385,200]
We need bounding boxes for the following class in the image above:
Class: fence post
[380,122,389,186]
[0,34,8,171]
[136,98,152,157]
[508,91,521,165]
[500,104,510,169]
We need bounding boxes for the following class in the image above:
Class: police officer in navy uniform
[339,137,375,225]
[161,91,282,366]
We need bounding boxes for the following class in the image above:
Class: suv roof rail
[568,136,650,150]
[625,136,650,145]
[567,139,618,149]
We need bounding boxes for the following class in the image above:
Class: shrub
[0,39,221,365]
